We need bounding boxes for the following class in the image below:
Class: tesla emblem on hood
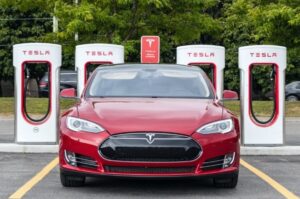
[145,133,155,144]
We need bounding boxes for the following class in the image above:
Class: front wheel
[60,171,85,187]
[286,95,298,101]
[213,172,238,188]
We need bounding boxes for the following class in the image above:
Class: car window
[296,83,300,89]
[60,73,77,82]
[41,73,48,82]
[87,68,213,99]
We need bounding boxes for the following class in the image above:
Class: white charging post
[239,45,286,145]
[176,45,225,99]
[13,43,61,143]
[75,44,124,97]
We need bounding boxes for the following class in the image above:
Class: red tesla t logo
[141,36,160,64]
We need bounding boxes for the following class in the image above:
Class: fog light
[64,150,77,166]
[223,153,235,168]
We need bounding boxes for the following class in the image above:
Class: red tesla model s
[59,64,240,188]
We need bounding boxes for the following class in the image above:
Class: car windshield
[87,67,213,98]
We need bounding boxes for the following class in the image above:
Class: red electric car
[59,64,240,188]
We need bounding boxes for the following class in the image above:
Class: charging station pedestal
[13,43,61,144]
[75,44,124,97]
[176,45,225,99]
[239,45,286,145]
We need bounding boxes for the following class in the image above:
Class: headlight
[197,119,234,134]
[66,116,105,133]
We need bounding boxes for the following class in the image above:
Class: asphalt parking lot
[0,153,298,199]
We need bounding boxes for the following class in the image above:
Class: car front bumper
[59,123,240,178]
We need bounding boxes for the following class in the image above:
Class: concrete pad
[241,146,300,155]
[0,143,58,153]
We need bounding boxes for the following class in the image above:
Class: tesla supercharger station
[13,43,61,143]
[176,45,225,99]
[75,44,124,97]
[239,45,286,145]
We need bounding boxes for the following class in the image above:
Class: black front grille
[99,133,201,162]
[201,155,225,171]
[104,166,195,174]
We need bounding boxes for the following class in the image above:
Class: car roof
[287,81,300,85]
[95,63,202,72]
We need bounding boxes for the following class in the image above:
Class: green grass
[0,97,300,117]
[223,101,300,117]
[0,97,77,116]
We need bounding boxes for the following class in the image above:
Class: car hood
[77,98,224,136]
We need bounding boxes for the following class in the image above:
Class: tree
[247,0,300,83]
[222,0,300,93]
[44,0,222,65]
[0,0,53,79]
[221,0,257,91]
[1,0,299,96]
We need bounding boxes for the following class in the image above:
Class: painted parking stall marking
[240,159,299,199]
[9,157,58,199]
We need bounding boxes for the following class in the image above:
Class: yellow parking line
[9,157,58,199]
[240,158,299,199]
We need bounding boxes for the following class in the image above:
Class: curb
[241,146,300,155]
[0,144,300,155]
[0,143,58,153]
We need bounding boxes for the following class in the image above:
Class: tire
[60,171,85,187]
[286,95,298,101]
[213,172,238,188]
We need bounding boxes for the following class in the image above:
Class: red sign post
[141,36,160,63]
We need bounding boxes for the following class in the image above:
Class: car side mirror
[60,88,77,99]
[223,90,239,100]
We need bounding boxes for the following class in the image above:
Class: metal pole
[53,16,58,33]
[74,0,79,41]
[53,2,58,33]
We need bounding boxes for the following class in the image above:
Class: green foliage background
[0,0,299,93]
